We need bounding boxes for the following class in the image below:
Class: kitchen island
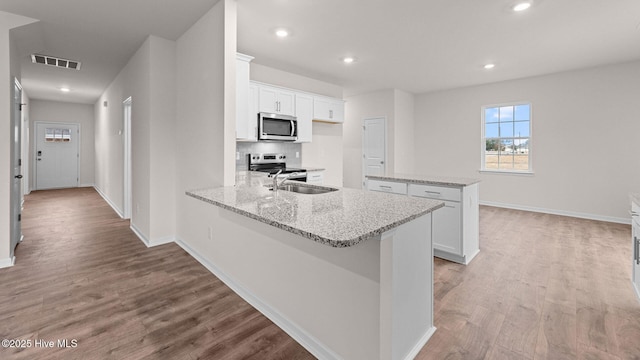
[182,172,443,360]
[367,173,480,264]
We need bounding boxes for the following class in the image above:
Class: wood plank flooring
[1,188,639,359]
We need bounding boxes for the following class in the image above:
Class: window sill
[479,169,535,176]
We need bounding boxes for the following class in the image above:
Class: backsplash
[236,142,302,170]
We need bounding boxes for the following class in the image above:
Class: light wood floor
[1,188,639,359]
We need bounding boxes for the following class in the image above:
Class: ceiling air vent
[31,54,82,70]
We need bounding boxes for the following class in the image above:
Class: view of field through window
[483,104,530,171]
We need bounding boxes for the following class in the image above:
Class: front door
[35,122,79,190]
[362,117,386,188]
[11,79,23,258]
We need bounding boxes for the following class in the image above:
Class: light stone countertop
[186,173,444,248]
[631,193,640,206]
[366,173,481,187]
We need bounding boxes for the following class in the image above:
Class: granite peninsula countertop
[366,173,480,187]
[186,172,443,248]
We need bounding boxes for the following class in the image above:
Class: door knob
[380,161,384,164]
[14,175,23,179]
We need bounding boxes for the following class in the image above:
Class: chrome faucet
[271,170,299,193]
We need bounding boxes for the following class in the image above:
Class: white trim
[130,224,175,248]
[79,183,95,188]
[480,200,630,225]
[403,326,437,360]
[0,256,16,269]
[93,185,124,218]
[633,282,640,302]
[123,97,132,219]
[174,238,341,360]
[479,169,534,176]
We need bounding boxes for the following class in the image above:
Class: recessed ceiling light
[513,2,531,11]
[275,29,289,38]
[343,57,355,64]
[60,87,71,92]
[484,64,495,69]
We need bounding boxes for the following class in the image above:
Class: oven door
[259,113,298,141]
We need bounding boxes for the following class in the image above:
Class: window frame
[480,101,533,174]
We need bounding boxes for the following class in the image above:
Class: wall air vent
[31,54,82,70]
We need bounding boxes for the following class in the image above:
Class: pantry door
[35,122,79,190]
[362,117,387,188]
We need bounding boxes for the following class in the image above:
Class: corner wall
[0,12,37,266]
[414,61,640,222]
[94,35,176,244]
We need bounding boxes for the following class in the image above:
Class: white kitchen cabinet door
[432,201,462,255]
[295,93,313,143]
[258,85,295,116]
[313,96,345,123]
[236,53,255,141]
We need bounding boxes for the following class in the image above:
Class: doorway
[362,117,387,188]
[123,97,132,219]
[34,122,80,190]
[10,78,23,261]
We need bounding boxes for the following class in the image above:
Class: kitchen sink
[269,184,338,195]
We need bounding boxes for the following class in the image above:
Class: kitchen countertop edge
[366,174,481,187]
[185,187,443,248]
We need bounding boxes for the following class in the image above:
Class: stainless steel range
[248,153,307,182]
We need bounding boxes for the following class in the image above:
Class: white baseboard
[93,185,124,218]
[480,200,630,225]
[130,224,175,248]
[79,183,95,188]
[0,256,16,269]
[404,326,437,360]
[634,282,640,302]
[174,238,341,360]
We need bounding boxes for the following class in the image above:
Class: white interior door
[35,122,79,190]
[123,97,132,219]
[11,79,23,259]
[362,117,387,187]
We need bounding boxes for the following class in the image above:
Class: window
[45,128,71,142]
[482,103,531,172]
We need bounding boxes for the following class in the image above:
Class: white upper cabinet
[236,53,256,141]
[295,93,313,143]
[313,96,345,123]
[258,85,295,116]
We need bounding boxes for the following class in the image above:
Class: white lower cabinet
[368,178,479,265]
[306,170,324,184]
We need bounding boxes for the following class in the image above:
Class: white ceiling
[2,0,640,104]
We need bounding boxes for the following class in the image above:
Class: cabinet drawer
[306,171,324,184]
[368,179,407,195]
[408,183,461,202]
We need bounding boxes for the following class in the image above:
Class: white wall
[0,12,37,265]
[94,35,176,244]
[250,63,344,186]
[29,100,95,188]
[414,61,640,222]
[175,0,235,249]
[343,89,416,189]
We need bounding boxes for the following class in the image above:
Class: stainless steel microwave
[258,112,297,141]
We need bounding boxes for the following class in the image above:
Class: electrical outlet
[296,151,299,158]
[236,152,240,160]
